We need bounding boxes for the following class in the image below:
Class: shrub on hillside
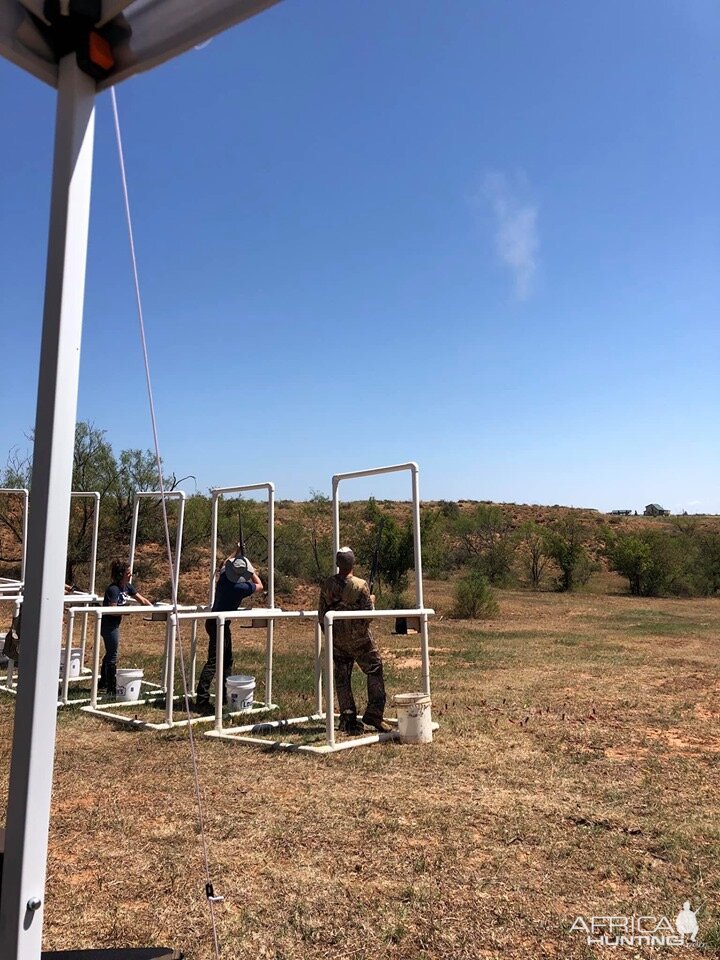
[606,528,698,597]
[451,570,498,619]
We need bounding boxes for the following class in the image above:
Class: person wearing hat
[195,544,263,715]
[318,546,391,735]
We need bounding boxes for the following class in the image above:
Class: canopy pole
[0,53,95,960]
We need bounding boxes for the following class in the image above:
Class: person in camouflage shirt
[318,546,391,735]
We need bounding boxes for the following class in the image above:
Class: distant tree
[453,504,515,585]
[516,521,550,589]
[605,529,690,597]
[1,423,176,581]
[359,501,414,602]
[545,516,591,591]
[420,507,452,578]
[605,533,652,596]
[302,489,333,583]
[695,531,720,596]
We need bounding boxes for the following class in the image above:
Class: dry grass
[0,581,719,958]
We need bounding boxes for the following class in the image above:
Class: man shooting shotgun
[194,509,263,716]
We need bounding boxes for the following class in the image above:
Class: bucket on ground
[392,692,433,744]
[226,675,256,712]
[59,647,82,679]
[116,667,144,702]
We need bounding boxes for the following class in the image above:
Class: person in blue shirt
[100,559,151,694]
[195,546,263,715]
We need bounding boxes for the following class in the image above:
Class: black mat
[41,950,179,959]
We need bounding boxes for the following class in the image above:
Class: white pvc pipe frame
[206,482,276,708]
[204,461,434,753]
[0,491,101,701]
[128,489,185,718]
[203,605,436,754]
[79,482,280,729]
[59,490,187,708]
[0,489,29,593]
[79,605,311,731]
[333,461,430,697]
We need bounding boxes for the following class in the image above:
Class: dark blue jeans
[196,618,233,707]
[100,625,120,693]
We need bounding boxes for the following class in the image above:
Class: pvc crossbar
[333,461,424,608]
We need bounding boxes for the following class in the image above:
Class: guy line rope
[110,86,222,958]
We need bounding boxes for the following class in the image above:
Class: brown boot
[362,713,393,733]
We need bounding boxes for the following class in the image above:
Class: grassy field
[0,579,718,958]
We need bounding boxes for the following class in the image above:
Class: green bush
[606,529,694,597]
[451,570,498,619]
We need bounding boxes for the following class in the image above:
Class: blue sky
[1,0,718,511]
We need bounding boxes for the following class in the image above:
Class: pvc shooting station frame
[80,490,188,728]
[204,461,437,754]
[0,488,29,597]
[0,3,285,958]
[0,491,101,703]
[79,483,283,731]
[198,482,279,716]
[333,461,432,698]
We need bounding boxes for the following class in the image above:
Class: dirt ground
[0,578,718,959]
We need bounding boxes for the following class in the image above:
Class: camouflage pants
[333,636,386,723]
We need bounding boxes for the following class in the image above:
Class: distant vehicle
[644,503,670,517]
[609,509,632,515]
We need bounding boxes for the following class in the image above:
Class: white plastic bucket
[226,675,256,712]
[393,692,433,744]
[59,647,82,679]
[116,667,144,702]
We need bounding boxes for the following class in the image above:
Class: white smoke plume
[481,171,539,300]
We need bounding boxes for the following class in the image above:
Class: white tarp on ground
[0,0,282,88]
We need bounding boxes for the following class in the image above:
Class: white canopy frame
[0,3,284,956]
[0,54,96,959]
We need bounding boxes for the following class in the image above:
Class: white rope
[110,86,222,959]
